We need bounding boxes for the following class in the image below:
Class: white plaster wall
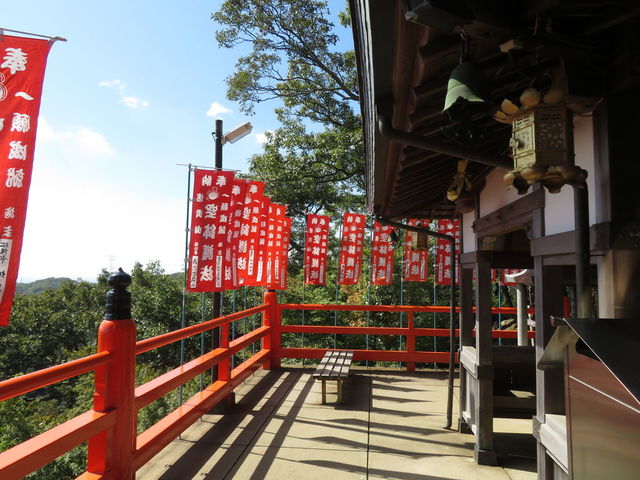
[462,210,476,253]
[478,168,522,218]
[544,115,596,235]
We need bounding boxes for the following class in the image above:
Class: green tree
[213,0,365,249]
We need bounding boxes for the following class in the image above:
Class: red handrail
[0,292,536,479]
[280,302,534,315]
[0,351,111,403]
[0,303,269,480]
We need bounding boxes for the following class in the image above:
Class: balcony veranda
[138,367,535,479]
[0,285,536,479]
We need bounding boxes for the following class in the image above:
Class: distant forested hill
[16,277,76,295]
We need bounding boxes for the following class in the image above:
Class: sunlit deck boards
[137,368,535,480]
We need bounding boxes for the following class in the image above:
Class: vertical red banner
[435,219,460,285]
[278,216,292,290]
[370,221,395,285]
[304,213,330,285]
[223,177,248,290]
[338,213,365,285]
[187,169,236,292]
[265,203,287,289]
[0,35,52,326]
[403,219,430,282]
[237,181,265,286]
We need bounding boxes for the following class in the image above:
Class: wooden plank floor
[137,367,536,480]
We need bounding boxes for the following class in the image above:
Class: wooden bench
[312,350,354,404]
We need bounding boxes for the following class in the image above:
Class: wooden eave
[350,0,640,221]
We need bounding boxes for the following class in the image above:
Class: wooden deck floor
[138,367,536,480]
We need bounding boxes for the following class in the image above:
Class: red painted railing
[277,303,534,370]
[0,289,532,479]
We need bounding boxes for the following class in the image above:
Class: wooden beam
[473,189,545,237]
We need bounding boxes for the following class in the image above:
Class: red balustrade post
[87,269,136,480]
[219,322,231,382]
[262,290,281,369]
[407,312,416,372]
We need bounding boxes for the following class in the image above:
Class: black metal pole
[376,216,457,427]
[572,182,592,318]
[211,119,223,380]
[445,236,456,429]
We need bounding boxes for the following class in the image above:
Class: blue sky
[3,0,353,282]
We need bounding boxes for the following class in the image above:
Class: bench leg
[337,380,343,403]
[321,380,327,404]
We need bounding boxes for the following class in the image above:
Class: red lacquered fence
[0,286,533,479]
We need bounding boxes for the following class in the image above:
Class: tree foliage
[213,0,365,229]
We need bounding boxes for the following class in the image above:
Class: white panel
[544,182,575,235]
[574,116,596,226]
[462,210,476,253]
[479,168,521,217]
[544,116,596,235]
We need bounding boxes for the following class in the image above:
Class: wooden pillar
[458,266,474,433]
[262,290,281,369]
[87,270,136,480]
[460,267,474,348]
[474,258,497,465]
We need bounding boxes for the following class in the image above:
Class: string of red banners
[187,192,521,292]
[187,169,291,292]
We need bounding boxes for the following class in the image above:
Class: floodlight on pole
[222,121,253,145]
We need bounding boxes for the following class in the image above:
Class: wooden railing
[0,283,532,479]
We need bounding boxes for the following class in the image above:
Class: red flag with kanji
[338,213,365,285]
[371,221,395,285]
[187,169,236,292]
[0,35,53,326]
[435,219,460,285]
[222,177,248,289]
[244,195,270,286]
[304,213,330,285]
[237,180,265,286]
[403,219,430,282]
[264,203,287,289]
[278,216,292,289]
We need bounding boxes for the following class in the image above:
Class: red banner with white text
[264,203,288,289]
[371,221,395,285]
[187,169,236,292]
[237,181,265,286]
[223,177,248,289]
[0,35,52,326]
[278,216,292,289]
[435,219,460,285]
[403,219,430,282]
[338,212,365,285]
[304,213,329,285]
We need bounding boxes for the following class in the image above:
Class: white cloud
[98,79,122,88]
[122,96,150,109]
[256,130,274,144]
[36,116,113,155]
[99,79,149,109]
[75,127,113,155]
[36,116,56,142]
[206,101,232,117]
[19,169,184,282]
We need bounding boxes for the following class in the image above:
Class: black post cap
[105,268,132,320]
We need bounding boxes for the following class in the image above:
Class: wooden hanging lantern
[498,89,588,194]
